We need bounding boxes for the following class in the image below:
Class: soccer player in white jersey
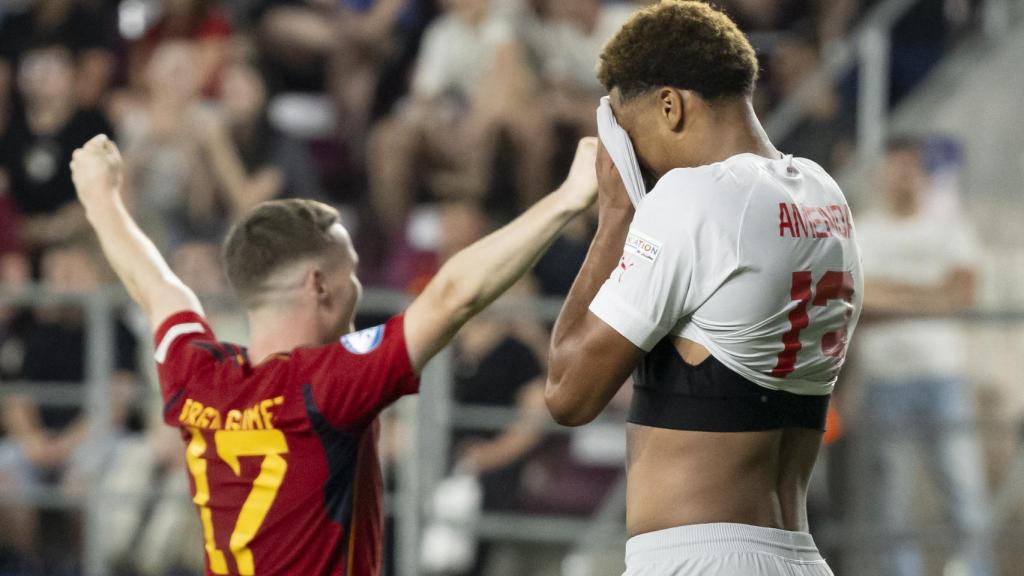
[545,2,863,575]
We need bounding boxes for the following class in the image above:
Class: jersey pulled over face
[155,313,419,576]
[590,153,864,395]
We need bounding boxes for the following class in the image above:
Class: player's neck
[247,305,322,363]
[685,101,779,167]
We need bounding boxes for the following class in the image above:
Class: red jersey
[154,312,419,576]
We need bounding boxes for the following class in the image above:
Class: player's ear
[310,268,330,304]
[658,88,685,132]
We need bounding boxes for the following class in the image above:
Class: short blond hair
[222,199,343,307]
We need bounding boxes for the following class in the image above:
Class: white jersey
[589,153,863,396]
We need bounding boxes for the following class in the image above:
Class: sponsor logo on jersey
[341,324,385,354]
[624,230,662,263]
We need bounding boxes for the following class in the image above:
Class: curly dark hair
[598,1,759,101]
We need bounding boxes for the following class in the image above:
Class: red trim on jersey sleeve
[299,314,420,429]
[153,311,212,355]
[153,311,217,423]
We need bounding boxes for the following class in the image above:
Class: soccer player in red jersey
[69,134,598,575]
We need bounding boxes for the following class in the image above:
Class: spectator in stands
[887,0,963,104]
[452,310,546,506]
[116,42,280,248]
[0,178,29,381]
[117,40,221,248]
[0,45,113,254]
[0,244,140,572]
[368,0,553,239]
[257,0,427,148]
[0,169,23,258]
[128,0,233,97]
[770,34,854,172]
[0,251,30,378]
[426,201,548,573]
[717,0,859,43]
[0,60,9,137]
[718,0,813,33]
[448,307,550,576]
[171,240,249,341]
[855,137,993,576]
[222,59,325,202]
[526,0,635,135]
[171,242,230,296]
[513,0,636,298]
[0,0,118,108]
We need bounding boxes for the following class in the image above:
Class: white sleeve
[588,173,740,351]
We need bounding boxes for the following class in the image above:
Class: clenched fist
[70,134,124,207]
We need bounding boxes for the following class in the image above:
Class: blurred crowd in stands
[0,0,991,575]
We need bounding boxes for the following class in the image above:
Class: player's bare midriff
[625,336,823,538]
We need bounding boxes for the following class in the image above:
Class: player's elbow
[544,376,598,427]
[545,392,598,427]
[546,342,594,426]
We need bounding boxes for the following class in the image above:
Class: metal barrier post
[563,474,627,576]
[856,26,891,164]
[765,0,916,146]
[983,0,1012,40]
[395,395,420,576]
[418,347,453,502]
[394,347,454,576]
[83,291,116,576]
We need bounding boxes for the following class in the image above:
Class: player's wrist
[81,188,125,221]
[554,182,597,216]
[596,202,633,229]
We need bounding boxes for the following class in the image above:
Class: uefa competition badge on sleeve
[341,324,386,354]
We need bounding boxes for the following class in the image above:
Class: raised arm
[546,144,644,426]
[70,134,202,327]
[403,138,599,372]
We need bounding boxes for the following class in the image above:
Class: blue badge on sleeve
[340,324,385,354]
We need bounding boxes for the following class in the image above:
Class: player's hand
[70,134,124,208]
[558,137,599,213]
[596,141,634,220]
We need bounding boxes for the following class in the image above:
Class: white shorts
[623,523,834,576]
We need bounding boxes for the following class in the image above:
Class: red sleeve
[296,315,420,429]
[153,311,218,422]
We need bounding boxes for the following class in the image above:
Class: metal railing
[5,286,1024,575]
[0,288,117,576]
[765,0,1023,164]
[0,286,627,576]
